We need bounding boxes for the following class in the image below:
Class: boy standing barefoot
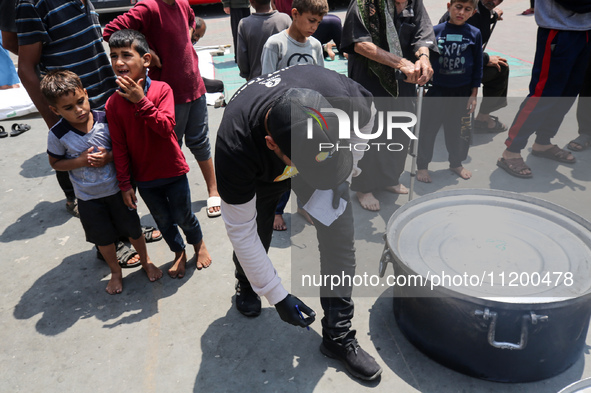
[42,70,162,294]
[106,30,212,278]
[416,0,482,183]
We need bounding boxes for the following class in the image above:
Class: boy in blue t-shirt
[416,0,483,183]
[42,70,163,295]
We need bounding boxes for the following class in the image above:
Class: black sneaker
[235,281,261,317]
[320,339,383,381]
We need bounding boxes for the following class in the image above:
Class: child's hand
[79,147,94,167]
[467,95,477,114]
[88,147,111,168]
[122,188,137,210]
[116,75,145,104]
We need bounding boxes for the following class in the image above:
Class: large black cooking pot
[379,189,591,382]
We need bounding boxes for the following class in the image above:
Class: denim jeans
[138,175,203,253]
[233,178,356,345]
[174,95,211,162]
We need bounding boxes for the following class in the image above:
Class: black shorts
[78,192,142,246]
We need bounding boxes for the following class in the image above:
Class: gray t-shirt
[535,0,591,31]
[260,30,324,75]
[47,111,120,201]
[237,11,292,80]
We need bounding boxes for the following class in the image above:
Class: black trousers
[56,170,75,201]
[576,59,591,137]
[417,84,472,170]
[478,63,509,116]
[233,178,357,345]
[230,7,250,61]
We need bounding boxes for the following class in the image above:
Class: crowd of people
[1,0,590,384]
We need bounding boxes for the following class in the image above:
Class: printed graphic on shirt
[260,75,282,88]
[437,34,471,75]
[274,165,298,182]
[286,53,316,66]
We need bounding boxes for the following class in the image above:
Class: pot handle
[474,308,548,350]
[379,240,393,278]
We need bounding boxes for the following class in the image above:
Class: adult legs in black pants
[56,170,78,216]
[568,59,591,151]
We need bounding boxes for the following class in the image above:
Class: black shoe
[320,339,383,381]
[235,281,261,317]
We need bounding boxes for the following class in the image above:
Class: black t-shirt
[215,64,374,205]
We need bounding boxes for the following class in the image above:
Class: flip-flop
[207,196,221,218]
[496,157,533,179]
[142,225,162,243]
[10,123,31,137]
[568,134,591,152]
[531,145,576,164]
[0,126,7,138]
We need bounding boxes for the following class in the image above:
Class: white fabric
[221,196,288,305]
[0,86,37,120]
[196,49,225,106]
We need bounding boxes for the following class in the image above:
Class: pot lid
[386,189,591,302]
[559,378,591,393]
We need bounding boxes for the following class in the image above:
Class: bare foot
[273,214,287,231]
[194,240,212,270]
[106,272,123,295]
[385,184,409,194]
[357,191,380,211]
[169,250,187,278]
[450,166,472,179]
[416,169,431,183]
[143,258,163,281]
[297,207,314,225]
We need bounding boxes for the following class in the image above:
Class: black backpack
[555,0,591,13]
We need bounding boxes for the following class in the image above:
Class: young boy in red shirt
[106,29,212,278]
[103,0,221,218]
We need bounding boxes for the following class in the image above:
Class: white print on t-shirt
[259,76,281,88]
[437,34,470,75]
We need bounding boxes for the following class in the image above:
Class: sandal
[568,134,591,152]
[10,123,30,137]
[207,196,221,218]
[474,116,507,133]
[521,8,534,15]
[0,126,7,138]
[496,157,532,178]
[66,200,80,218]
[531,145,576,163]
[142,225,162,243]
[96,241,141,268]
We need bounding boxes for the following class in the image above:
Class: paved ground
[1,1,591,392]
